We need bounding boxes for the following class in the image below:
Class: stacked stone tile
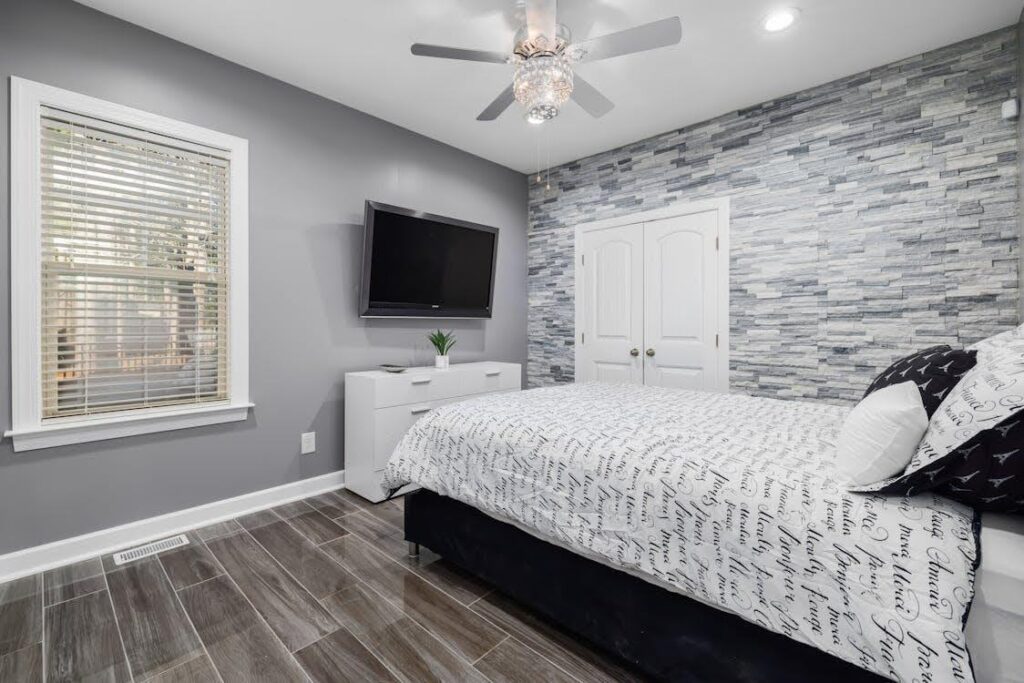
[527,28,1019,403]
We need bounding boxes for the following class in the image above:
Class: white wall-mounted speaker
[1001,98,1019,120]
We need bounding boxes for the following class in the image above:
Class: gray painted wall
[0,0,527,554]
[529,28,1019,403]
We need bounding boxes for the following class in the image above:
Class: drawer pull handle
[410,406,431,414]
[411,378,432,385]
[485,371,501,377]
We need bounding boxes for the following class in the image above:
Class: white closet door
[642,210,720,390]
[575,223,644,384]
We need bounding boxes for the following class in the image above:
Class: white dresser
[344,361,522,502]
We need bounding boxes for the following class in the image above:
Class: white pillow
[835,381,928,486]
[969,323,1024,362]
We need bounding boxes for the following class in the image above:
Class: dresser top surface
[346,360,520,380]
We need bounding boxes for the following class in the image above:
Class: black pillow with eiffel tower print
[862,344,977,417]
[934,414,1024,512]
[849,342,1024,512]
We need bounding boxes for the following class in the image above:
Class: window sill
[4,402,254,452]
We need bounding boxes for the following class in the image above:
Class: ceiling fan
[410,0,682,124]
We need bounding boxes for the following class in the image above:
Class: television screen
[360,201,498,318]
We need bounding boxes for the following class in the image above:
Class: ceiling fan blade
[571,75,614,118]
[410,43,508,64]
[525,0,557,41]
[477,85,516,121]
[573,17,682,63]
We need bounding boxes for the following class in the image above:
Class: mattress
[384,382,982,682]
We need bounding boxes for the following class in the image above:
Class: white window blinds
[39,106,231,419]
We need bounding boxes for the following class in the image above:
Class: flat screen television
[359,201,499,318]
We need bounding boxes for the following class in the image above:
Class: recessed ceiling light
[763,8,799,33]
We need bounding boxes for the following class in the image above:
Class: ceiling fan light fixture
[526,104,558,124]
[514,24,572,60]
[514,54,573,124]
[763,8,799,33]
[410,3,682,123]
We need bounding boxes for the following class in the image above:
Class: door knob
[630,348,639,357]
[646,348,656,357]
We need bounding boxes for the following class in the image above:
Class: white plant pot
[435,355,450,369]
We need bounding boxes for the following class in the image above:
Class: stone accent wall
[528,27,1019,403]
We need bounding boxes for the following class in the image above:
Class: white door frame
[573,198,731,390]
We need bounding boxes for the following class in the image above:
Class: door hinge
[581,254,585,266]
[715,236,719,251]
[581,332,585,344]
[715,333,719,348]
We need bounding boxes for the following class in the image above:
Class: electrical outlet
[300,431,316,454]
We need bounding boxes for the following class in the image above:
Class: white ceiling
[75,0,1022,174]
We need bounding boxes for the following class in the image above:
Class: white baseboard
[0,469,346,583]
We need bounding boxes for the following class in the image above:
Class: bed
[383,382,1019,682]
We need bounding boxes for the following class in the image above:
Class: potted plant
[428,329,456,369]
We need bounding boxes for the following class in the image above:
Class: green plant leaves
[428,329,456,355]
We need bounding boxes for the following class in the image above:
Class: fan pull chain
[535,132,542,184]
[545,125,551,192]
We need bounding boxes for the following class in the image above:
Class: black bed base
[405,489,882,683]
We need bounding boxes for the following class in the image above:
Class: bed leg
[407,542,420,558]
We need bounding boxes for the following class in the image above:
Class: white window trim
[6,77,251,452]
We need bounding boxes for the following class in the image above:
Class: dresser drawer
[373,398,451,469]
[371,366,518,407]
[464,365,520,394]
[371,373,435,408]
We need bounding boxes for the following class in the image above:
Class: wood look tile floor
[0,488,648,682]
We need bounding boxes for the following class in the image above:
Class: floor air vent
[112,534,189,566]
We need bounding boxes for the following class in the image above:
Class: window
[8,78,250,451]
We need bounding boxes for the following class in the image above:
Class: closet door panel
[643,210,719,391]
[575,224,644,384]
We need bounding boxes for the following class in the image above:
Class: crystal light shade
[514,54,573,124]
